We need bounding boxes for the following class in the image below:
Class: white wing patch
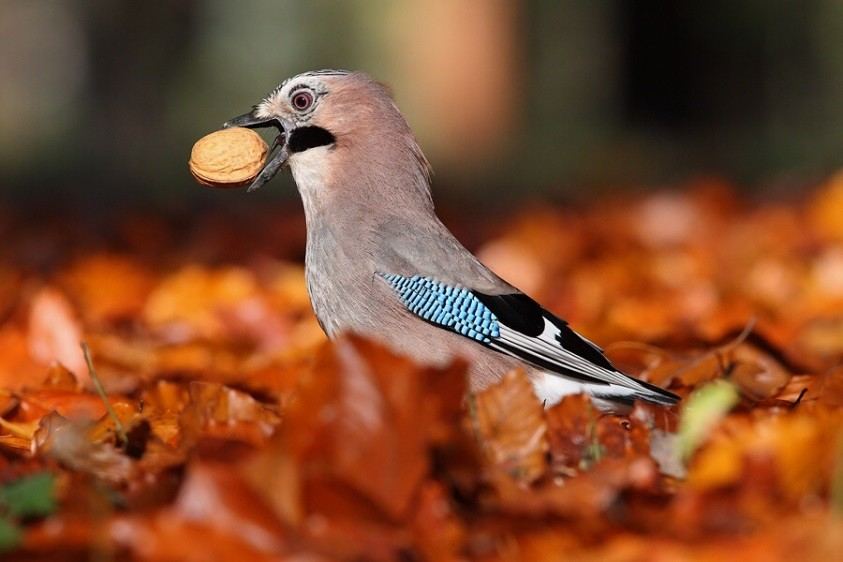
[530,372,585,406]
[531,372,640,407]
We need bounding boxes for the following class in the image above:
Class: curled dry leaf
[472,368,548,483]
[27,287,87,384]
[266,335,440,522]
[545,394,657,477]
[545,393,599,473]
[729,352,790,403]
[187,381,280,446]
[33,411,137,482]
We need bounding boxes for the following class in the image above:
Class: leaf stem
[80,342,127,446]
[831,430,843,516]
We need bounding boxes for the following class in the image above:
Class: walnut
[189,128,268,188]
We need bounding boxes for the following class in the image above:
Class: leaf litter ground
[2,176,843,560]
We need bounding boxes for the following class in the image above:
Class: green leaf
[0,516,21,551]
[0,472,57,519]
[678,380,739,462]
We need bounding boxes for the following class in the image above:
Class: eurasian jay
[223,70,679,411]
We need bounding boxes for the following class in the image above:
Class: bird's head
[223,70,431,196]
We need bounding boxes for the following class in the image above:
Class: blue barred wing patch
[380,273,500,343]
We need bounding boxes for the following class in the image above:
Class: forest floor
[1,175,843,560]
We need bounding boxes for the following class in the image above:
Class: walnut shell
[189,127,268,188]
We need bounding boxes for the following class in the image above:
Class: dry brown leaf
[545,393,598,473]
[118,461,290,557]
[33,411,138,482]
[6,178,843,559]
[142,265,261,341]
[411,481,466,562]
[59,253,157,326]
[14,389,135,424]
[472,368,548,483]
[0,324,46,392]
[270,335,438,521]
[40,362,81,390]
[188,381,280,445]
[27,287,87,383]
[487,456,660,519]
[805,366,843,408]
[686,409,842,505]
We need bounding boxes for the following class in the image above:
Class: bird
[222,69,679,411]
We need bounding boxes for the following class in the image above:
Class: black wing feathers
[472,292,544,336]
[547,316,615,371]
[475,291,615,371]
[466,290,680,404]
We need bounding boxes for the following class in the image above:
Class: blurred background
[3,0,843,210]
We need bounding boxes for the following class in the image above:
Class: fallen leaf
[678,380,740,461]
[472,368,548,483]
[59,253,157,326]
[27,288,87,384]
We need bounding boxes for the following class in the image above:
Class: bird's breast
[303,225,387,337]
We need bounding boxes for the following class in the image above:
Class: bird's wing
[378,272,679,404]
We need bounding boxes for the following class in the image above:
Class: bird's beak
[222,110,291,193]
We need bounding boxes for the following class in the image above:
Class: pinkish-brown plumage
[221,70,679,411]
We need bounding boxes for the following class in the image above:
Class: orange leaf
[188,381,280,446]
[545,393,596,473]
[260,335,448,523]
[59,253,157,326]
[27,287,87,384]
[472,368,548,483]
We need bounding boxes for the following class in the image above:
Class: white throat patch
[289,145,334,207]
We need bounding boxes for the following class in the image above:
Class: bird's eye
[292,91,314,111]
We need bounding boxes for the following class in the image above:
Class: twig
[832,430,843,516]
[80,342,127,446]
[789,387,808,411]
